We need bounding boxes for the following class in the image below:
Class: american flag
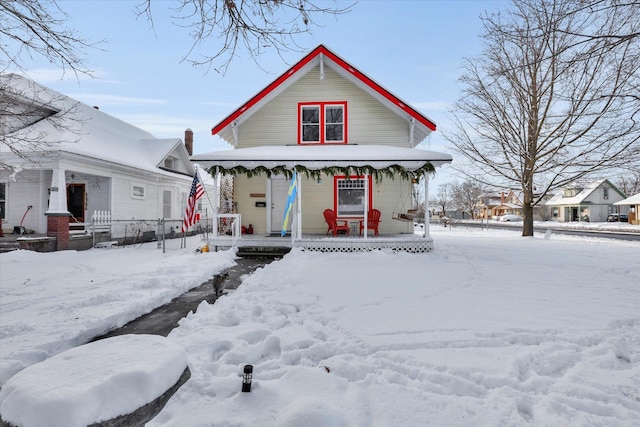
[181,173,205,233]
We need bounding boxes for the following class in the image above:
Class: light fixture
[242,365,253,392]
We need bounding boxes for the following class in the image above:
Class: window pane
[301,106,320,142]
[325,124,343,141]
[302,124,320,142]
[326,106,343,124]
[302,107,319,124]
[325,106,343,141]
[337,178,365,216]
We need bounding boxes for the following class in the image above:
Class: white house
[1,74,213,250]
[545,179,627,222]
[191,45,452,252]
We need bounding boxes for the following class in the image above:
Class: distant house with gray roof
[545,179,627,222]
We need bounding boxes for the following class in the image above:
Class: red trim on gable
[212,45,436,136]
[320,48,437,132]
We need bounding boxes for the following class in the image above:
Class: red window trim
[298,101,347,144]
[333,175,373,218]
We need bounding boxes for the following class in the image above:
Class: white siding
[238,65,411,148]
[232,173,416,235]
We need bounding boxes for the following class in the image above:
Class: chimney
[184,128,193,156]
[500,192,505,204]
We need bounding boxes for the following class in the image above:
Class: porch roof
[191,144,452,172]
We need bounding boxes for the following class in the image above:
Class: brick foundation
[47,214,71,251]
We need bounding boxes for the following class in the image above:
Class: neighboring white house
[545,179,627,222]
[614,192,640,225]
[192,45,452,252]
[1,74,213,249]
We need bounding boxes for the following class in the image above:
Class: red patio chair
[359,209,382,236]
[323,209,350,236]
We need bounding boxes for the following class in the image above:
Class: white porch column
[46,168,70,215]
[363,173,369,239]
[213,167,219,237]
[423,172,430,238]
[295,171,302,243]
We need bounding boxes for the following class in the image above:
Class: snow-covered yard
[1,226,638,426]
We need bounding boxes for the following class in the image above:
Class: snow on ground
[0,335,187,427]
[0,238,236,386]
[1,226,639,426]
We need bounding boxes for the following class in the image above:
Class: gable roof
[545,179,624,206]
[1,74,195,177]
[212,45,437,147]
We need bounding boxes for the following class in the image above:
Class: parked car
[606,213,628,222]
[499,214,523,222]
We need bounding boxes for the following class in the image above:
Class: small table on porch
[349,221,359,236]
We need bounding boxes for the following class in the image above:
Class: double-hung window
[334,176,372,217]
[299,101,347,144]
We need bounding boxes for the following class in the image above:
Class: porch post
[363,173,369,238]
[45,168,71,250]
[294,170,302,244]
[214,167,219,236]
[423,172,430,238]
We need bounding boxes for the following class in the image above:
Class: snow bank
[0,240,236,386]
[0,335,187,427]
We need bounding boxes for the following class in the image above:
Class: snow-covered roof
[614,192,640,206]
[190,144,452,171]
[212,45,437,147]
[545,179,613,206]
[1,74,194,177]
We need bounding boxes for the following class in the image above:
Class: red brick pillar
[47,213,71,251]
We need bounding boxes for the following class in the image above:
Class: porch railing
[214,214,241,245]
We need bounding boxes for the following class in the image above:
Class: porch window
[0,182,6,220]
[334,176,372,217]
[298,101,346,144]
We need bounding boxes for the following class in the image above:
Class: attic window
[298,101,347,144]
[603,187,609,200]
[563,188,579,198]
[164,158,175,169]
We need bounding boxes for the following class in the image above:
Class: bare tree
[0,0,97,76]
[431,183,452,219]
[1,1,352,168]
[451,179,485,219]
[446,0,640,236]
[614,167,640,196]
[136,0,354,74]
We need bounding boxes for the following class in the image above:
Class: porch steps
[0,241,19,253]
[236,246,291,258]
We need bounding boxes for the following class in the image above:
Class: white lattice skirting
[210,236,434,253]
[296,238,433,253]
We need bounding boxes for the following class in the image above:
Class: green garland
[205,163,435,183]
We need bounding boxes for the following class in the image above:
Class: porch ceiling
[190,144,452,172]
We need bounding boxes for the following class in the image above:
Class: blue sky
[22,0,507,186]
